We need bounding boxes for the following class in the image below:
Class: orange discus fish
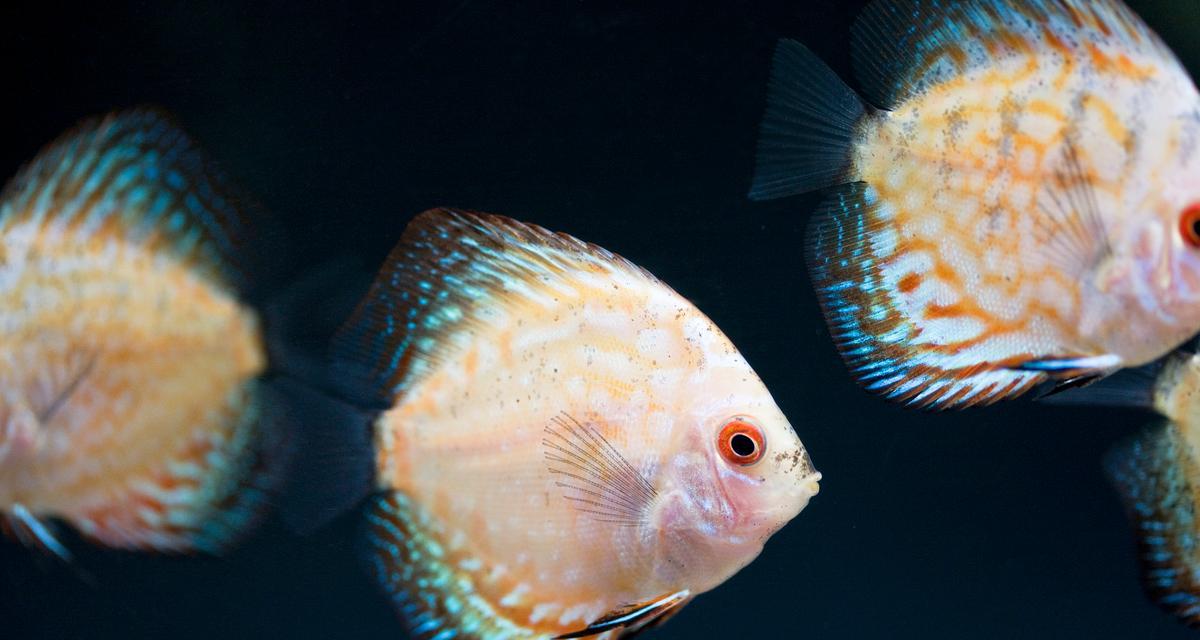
[751,0,1200,409]
[0,111,278,557]
[305,209,820,638]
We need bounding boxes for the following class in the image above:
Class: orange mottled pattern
[0,220,265,550]
[848,3,1200,392]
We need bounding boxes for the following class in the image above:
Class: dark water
[4,1,1200,638]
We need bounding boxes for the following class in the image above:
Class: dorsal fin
[331,208,661,406]
[0,109,256,291]
[851,0,1177,109]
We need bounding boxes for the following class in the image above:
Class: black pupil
[730,432,757,457]
[1191,216,1200,238]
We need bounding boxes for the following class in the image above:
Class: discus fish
[1103,350,1200,626]
[298,209,820,638]
[0,111,278,557]
[751,0,1200,409]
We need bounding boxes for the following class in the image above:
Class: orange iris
[1180,204,1200,247]
[718,418,765,466]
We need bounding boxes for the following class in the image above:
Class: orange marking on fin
[1087,42,1113,72]
[1087,43,1155,80]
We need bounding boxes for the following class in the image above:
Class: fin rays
[542,413,658,527]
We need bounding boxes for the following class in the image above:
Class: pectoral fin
[555,590,691,639]
[3,504,72,561]
[1013,353,1123,375]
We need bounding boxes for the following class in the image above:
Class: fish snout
[767,443,820,515]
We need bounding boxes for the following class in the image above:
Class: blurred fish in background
[751,0,1200,409]
[285,209,821,639]
[0,110,285,558]
[1098,348,1200,627]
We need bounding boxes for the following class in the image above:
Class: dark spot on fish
[943,104,966,150]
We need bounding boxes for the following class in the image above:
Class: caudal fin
[749,39,866,201]
[1106,424,1200,625]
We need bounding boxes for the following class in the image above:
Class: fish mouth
[799,471,822,499]
[751,470,822,538]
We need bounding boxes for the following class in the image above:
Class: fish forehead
[852,28,1200,367]
[375,268,756,623]
[0,218,264,536]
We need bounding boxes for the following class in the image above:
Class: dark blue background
[2,1,1199,637]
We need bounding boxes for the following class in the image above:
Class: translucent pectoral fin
[555,590,691,639]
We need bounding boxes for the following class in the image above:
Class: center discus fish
[751,0,1200,409]
[296,209,820,638]
[0,111,280,557]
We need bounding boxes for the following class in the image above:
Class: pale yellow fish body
[345,210,819,638]
[0,112,270,553]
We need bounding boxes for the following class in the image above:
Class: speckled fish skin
[0,111,272,554]
[1106,352,1200,626]
[335,210,820,639]
[752,0,1200,409]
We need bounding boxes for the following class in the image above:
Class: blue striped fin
[1105,423,1200,626]
[364,492,527,638]
[851,0,1176,109]
[183,379,290,554]
[331,208,659,407]
[0,109,256,290]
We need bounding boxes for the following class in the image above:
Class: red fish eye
[718,418,765,466]
[1181,204,1200,248]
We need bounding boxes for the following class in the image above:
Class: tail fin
[261,260,380,535]
[1105,424,1200,625]
[749,39,866,201]
[269,375,377,536]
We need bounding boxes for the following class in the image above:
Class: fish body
[318,210,820,638]
[752,0,1200,408]
[0,111,275,555]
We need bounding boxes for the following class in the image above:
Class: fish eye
[718,418,765,466]
[1180,204,1200,248]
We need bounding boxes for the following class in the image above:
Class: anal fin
[363,492,529,639]
[555,590,691,639]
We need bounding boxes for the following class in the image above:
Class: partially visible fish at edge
[1080,349,1200,627]
[0,110,282,557]
[751,0,1200,409]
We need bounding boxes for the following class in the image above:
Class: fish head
[648,359,819,593]
[1094,133,1200,364]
